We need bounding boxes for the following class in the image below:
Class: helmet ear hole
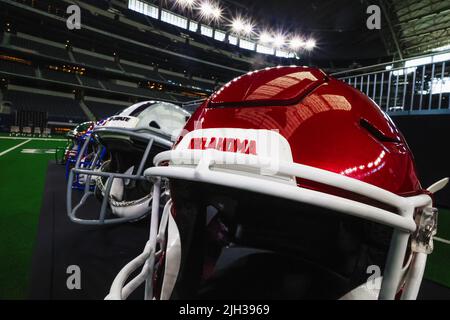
[149,121,161,129]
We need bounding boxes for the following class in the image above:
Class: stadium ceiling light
[230,16,254,35]
[197,1,222,22]
[305,39,316,50]
[243,22,254,35]
[175,0,197,9]
[259,31,273,44]
[212,6,223,21]
[290,37,305,50]
[231,16,246,34]
[273,34,286,48]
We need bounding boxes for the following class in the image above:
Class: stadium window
[142,3,149,15]
[148,4,159,19]
[228,35,238,46]
[256,44,274,55]
[405,57,432,68]
[214,30,226,42]
[433,52,450,64]
[201,25,213,38]
[161,10,188,29]
[430,77,450,94]
[189,21,199,32]
[129,0,158,19]
[432,44,450,52]
[138,0,144,13]
[128,0,137,11]
[392,67,416,77]
[275,50,290,58]
[239,39,256,51]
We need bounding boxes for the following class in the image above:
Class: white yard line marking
[435,237,450,245]
[21,149,56,154]
[0,139,32,157]
[0,137,66,142]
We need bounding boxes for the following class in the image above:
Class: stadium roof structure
[379,0,450,59]
[234,0,450,61]
[1,0,449,73]
[137,0,449,66]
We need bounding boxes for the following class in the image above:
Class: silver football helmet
[66,100,191,225]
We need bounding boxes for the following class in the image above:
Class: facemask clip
[412,207,438,254]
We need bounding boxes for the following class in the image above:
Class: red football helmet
[107,66,448,300]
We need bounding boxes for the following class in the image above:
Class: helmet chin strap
[109,176,124,202]
[110,197,152,219]
[109,166,135,201]
[124,166,135,187]
[100,166,153,219]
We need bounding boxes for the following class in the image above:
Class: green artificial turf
[0,138,65,299]
[0,132,66,140]
[0,139,28,153]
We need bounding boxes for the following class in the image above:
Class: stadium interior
[0,0,449,301]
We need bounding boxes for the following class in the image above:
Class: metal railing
[331,49,450,115]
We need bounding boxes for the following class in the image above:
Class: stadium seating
[40,68,80,85]
[102,81,139,94]
[101,81,175,101]
[162,73,193,88]
[2,31,218,96]
[120,10,253,70]
[84,100,125,120]
[5,90,87,123]
[160,73,215,91]
[22,126,32,136]
[172,95,198,103]
[9,126,20,136]
[73,51,119,70]
[120,63,165,82]
[79,76,104,89]
[0,1,248,134]
[9,35,69,60]
[121,63,214,91]
[0,59,36,77]
[122,9,153,26]
[192,80,216,91]
[149,90,179,101]
[42,127,51,137]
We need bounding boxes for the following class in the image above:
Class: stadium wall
[392,115,450,208]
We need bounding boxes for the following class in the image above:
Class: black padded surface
[418,280,450,300]
[29,162,149,300]
[393,115,450,208]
